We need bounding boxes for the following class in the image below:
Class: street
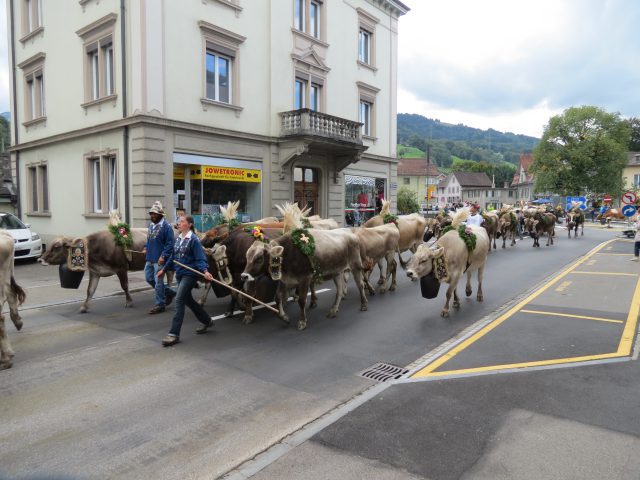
[2,224,640,479]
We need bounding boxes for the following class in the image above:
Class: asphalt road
[1,224,635,479]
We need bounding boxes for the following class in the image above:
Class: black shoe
[162,334,179,346]
[148,305,166,314]
[165,290,176,306]
[196,319,214,334]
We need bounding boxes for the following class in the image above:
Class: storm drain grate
[358,362,409,382]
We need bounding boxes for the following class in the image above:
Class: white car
[0,212,43,260]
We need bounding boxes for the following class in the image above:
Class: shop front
[173,153,262,231]
[344,174,386,226]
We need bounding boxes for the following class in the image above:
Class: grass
[397,144,425,158]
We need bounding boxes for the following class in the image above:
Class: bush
[397,186,420,214]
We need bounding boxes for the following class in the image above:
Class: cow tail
[10,276,26,306]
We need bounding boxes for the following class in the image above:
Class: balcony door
[294,167,319,216]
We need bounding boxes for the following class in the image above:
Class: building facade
[397,157,439,205]
[511,153,535,202]
[622,151,640,190]
[8,0,409,241]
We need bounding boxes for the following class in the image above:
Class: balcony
[280,109,363,145]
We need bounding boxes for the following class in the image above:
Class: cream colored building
[622,151,640,190]
[8,0,409,241]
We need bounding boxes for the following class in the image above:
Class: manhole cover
[358,362,409,382]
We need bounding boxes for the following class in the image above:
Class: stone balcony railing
[279,109,363,144]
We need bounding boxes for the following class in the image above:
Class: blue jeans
[635,241,640,257]
[145,261,168,307]
[168,275,211,337]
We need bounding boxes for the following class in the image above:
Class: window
[294,74,324,111]
[86,154,118,214]
[634,174,640,187]
[357,82,379,139]
[293,0,323,40]
[18,53,46,124]
[295,79,305,109]
[508,190,514,198]
[199,21,245,110]
[359,100,371,136]
[27,163,49,214]
[403,177,410,185]
[22,0,42,36]
[206,51,231,103]
[357,8,378,68]
[310,83,320,111]
[77,14,117,105]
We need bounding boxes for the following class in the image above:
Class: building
[8,0,409,242]
[622,151,640,190]
[437,172,492,205]
[0,153,16,213]
[397,157,439,204]
[511,153,535,202]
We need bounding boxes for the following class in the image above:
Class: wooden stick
[171,259,279,315]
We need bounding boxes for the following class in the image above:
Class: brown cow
[40,228,147,313]
[566,209,585,238]
[497,209,517,248]
[0,230,26,370]
[481,211,499,251]
[352,223,400,294]
[525,212,556,247]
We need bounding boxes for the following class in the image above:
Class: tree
[627,117,640,151]
[397,186,420,214]
[531,106,630,197]
[0,117,10,152]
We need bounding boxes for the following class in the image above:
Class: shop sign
[173,166,185,179]
[190,165,261,182]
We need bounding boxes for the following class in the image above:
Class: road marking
[520,309,624,324]
[210,288,331,321]
[572,271,638,276]
[617,275,640,355]
[585,260,596,266]
[595,252,633,256]
[555,281,572,292]
[411,238,630,379]
[606,246,613,250]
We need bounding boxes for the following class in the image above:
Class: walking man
[144,201,175,313]
[632,222,640,262]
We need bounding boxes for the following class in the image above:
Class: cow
[40,227,147,313]
[241,228,368,330]
[497,208,518,248]
[481,211,499,251]
[525,212,557,247]
[566,209,585,238]
[352,223,400,294]
[0,230,27,370]
[595,208,624,227]
[406,209,489,318]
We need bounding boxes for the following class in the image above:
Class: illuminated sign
[177,165,261,183]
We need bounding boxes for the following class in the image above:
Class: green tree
[531,106,630,196]
[627,117,640,151]
[0,117,10,152]
[397,186,420,214]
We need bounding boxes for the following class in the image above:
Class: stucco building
[511,153,535,202]
[8,0,409,241]
[397,157,439,204]
[622,151,640,190]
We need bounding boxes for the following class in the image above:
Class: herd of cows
[0,201,587,370]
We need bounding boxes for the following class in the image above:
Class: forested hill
[397,113,539,166]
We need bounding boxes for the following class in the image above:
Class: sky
[397,0,640,138]
[0,1,638,139]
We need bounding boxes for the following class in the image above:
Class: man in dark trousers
[144,201,176,313]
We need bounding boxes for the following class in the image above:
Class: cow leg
[0,314,13,369]
[581,222,584,236]
[309,282,318,309]
[476,265,484,302]
[363,267,376,296]
[80,272,101,313]
[116,270,133,308]
[6,288,22,331]
[441,279,457,317]
[296,279,310,330]
[352,268,368,312]
[510,229,516,246]
[465,270,473,297]
[387,255,397,292]
[275,282,290,324]
[453,288,460,309]
[197,283,212,306]
[328,275,346,318]
[377,258,386,286]
[397,249,409,270]
[242,280,256,325]
[502,232,506,248]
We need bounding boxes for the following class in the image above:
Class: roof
[452,172,492,187]
[511,153,535,186]
[627,151,640,166]
[397,158,440,177]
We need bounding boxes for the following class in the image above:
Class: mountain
[397,113,539,166]
[0,113,10,122]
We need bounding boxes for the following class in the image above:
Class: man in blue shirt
[144,201,175,314]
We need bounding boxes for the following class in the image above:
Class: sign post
[622,192,637,205]
[622,205,637,217]
[603,195,612,204]
[565,196,587,211]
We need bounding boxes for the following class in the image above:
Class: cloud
[398,0,640,135]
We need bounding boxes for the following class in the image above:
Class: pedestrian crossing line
[410,238,640,379]
[519,309,624,324]
[571,271,638,276]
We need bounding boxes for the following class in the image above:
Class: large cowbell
[420,272,441,299]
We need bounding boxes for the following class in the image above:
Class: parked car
[0,212,43,259]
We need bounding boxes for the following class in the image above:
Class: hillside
[397,113,539,166]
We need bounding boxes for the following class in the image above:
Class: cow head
[566,213,576,230]
[406,244,444,281]
[423,218,440,242]
[201,224,230,248]
[205,245,232,285]
[242,240,281,282]
[40,237,73,265]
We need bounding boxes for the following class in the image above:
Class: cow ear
[269,240,278,248]
[271,245,284,257]
[62,238,72,248]
[214,245,226,256]
[430,245,445,258]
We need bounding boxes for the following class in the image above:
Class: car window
[0,214,26,230]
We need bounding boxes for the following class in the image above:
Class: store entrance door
[294,167,319,216]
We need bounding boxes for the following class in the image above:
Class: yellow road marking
[555,281,572,292]
[412,239,618,378]
[572,271,638,277]
[617,276,640,355]
[585,260,596,266]
[520,309,624,324]
[606,246,613,250]
[595,253,633,256]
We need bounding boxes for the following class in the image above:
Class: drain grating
[358,362,409,382]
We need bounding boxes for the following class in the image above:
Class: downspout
[9,0,20,216]
[121,0,130,223]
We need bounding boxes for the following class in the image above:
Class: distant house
[437,171,515,209]
[622,152,640,190]
[511,153,535,202]
[397,158,440,203]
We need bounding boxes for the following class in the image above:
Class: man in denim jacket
[144,201,175,313]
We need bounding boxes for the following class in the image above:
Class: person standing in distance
[144,201,175,314]
[631,221,640,262]
[466,204,484,227]
[158,215,214,347]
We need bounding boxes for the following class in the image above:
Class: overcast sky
[0,1,638,139]
[398,0,640,138]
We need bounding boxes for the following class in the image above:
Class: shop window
[85,154,118,214]
[345,175,385,226]
[294,166,319,215]
[27,163,49,214]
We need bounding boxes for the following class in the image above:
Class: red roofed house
[397,157,441,204]
[511,153,535,201]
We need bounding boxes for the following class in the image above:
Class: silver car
[0,212,43,260]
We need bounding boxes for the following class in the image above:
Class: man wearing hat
[144,201,175,313]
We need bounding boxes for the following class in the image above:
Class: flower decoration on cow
[109,222,133,249]
[250,225,265,242]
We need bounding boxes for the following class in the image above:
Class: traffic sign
[622,192,637,205]
[566,196,587,211]
[622,205,637,217]
[603,195,612,203]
